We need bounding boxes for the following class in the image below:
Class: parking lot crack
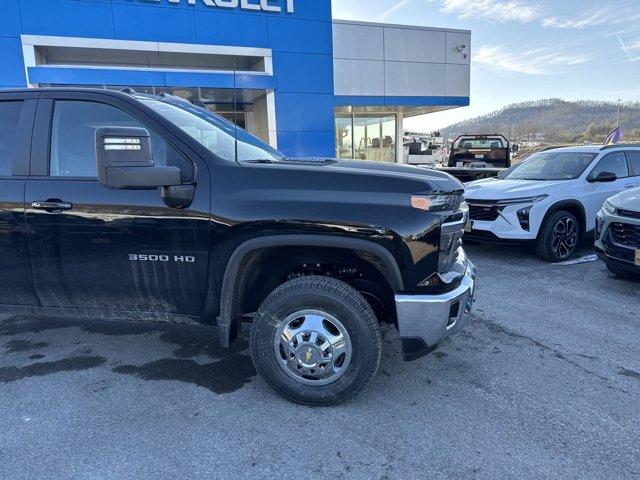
[473,315,629,394]
[618,368,640,381]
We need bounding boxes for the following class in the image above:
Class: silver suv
[595,187,640,278]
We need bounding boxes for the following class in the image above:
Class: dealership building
[0,0,471,161]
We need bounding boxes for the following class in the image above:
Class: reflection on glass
[335,116,353,159]
[141,99,284,163]
[54,85,259,139]
[349,115,396,163]
[381,116,396,163]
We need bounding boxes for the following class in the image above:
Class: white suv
[464,146,640,262]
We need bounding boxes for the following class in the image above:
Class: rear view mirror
[95,127,181,190]
[588,171,617,183]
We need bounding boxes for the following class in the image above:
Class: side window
[50,101,192,179]
[590,152,629,179]
[627,151,640,177]
[0,101,24,177]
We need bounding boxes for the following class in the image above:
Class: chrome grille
[439,199,468,273]
[445,194,464,212]
[468,202,503,221]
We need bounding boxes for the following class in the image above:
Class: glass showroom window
[380,116,396,163]
[335,114,396,163]
[335,116,354,159]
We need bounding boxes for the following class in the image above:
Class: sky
[331,0,640,131]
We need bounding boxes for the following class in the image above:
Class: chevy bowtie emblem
[305,347,313,363]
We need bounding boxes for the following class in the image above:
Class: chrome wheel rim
[551,216,578,259]
[274,310,352,386]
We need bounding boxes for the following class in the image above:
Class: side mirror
[95,127,181,190]
[588,171,617,183]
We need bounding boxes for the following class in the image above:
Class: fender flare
[539,199,587,237]
[217,235,404,347]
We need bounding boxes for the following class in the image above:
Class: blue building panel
[267,17,333,55]
[19,0,115,39]
[0,0,22,39]
[275,93,335,133]
[112,3,197,44]
[28,67,168,88]
[233,74,279,91]
[0,38,27,88]
[277,131,335,158]
[194,10,270,48]
[273,53,334,94]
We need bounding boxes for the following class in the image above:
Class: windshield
[454,137,506,149]
[503,151,598,181]
[140,98,285,162]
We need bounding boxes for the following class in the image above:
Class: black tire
[250,276,381,406]
[536,210,580,263]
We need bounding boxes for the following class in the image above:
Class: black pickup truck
[0,88,476,405]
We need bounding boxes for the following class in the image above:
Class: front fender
[216,234,405,347]
[536,198,588,237]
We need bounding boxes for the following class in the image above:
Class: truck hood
[279,158,464,193]
[231,157,464,233]
[610,187,640,211]
[464,177,571,201]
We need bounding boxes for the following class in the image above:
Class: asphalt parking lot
[0,244,638,480]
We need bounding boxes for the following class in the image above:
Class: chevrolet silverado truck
[0,88,476,405]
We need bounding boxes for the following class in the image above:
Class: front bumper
[596,247,640,274]
[464,199,550,241]
[395,260,476,361]
[595,209,640,272]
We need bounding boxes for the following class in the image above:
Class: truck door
[0,93,39,306]
[24,93,211,317]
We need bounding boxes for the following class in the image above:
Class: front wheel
[250,276,381,405]
[536,210,580,263]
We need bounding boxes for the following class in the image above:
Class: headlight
[602,200,617,215]
[495,195,549,206]
[411,194,459,211]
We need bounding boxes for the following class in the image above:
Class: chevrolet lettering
[137,0,295,13]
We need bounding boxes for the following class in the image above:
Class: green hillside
[442,99,640,144]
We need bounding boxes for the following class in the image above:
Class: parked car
[0,88,476,405]
[595,187,640,278]
[464,145,640,262]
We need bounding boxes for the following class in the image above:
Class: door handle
[31,201,73,212]
[624,184,635,189]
